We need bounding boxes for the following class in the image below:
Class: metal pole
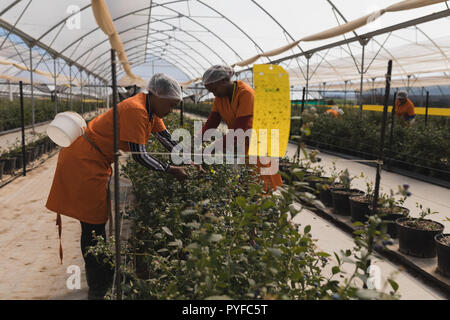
[53,57,58,114]
[372,60,393,214]
[344,81,348,106]
[19,81,26,177]
[359,43,366,117]
[305,54,311,107]
[425,91,430,126]
[111,49,121,300]
[387,91,397,169]
[80,69,84,115]
[301,87,306,113]
[87,74,91,113]
[180,100,184,126]
[69,65,72,111]
[29,46,35,131]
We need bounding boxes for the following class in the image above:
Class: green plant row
[88,114,400,300]
[0,97,104,132]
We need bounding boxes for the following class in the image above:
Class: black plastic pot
[26,150,33,163]
[331,188,365,216]
[435,234,450,277]
[372,206,409,239]
[396,217,444,258]
[0,160,5,180]
[2,157,16,174]
[15,155,23,171]
[349,195,373,222]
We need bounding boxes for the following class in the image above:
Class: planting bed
[295,188,450,297]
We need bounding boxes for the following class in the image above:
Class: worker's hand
[167,166,188,181]
[191,161,206,173]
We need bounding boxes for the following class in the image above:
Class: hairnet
[397,90,408,99]
[202,65,235,85]
[147,73,182,101]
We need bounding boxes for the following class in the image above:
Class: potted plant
[0,159,5,180]
[350,182,376,223]
[435,218,450,277]
[317,162,345,207]
[331,169,364,216]
[372,186,411,239]
[396,204,444,258]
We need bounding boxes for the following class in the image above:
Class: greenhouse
[0,0,449,305]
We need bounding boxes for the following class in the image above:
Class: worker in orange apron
[46,74,190,299]
[395,90,416,127]
[200,65,283,191]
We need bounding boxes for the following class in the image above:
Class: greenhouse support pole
[111,49,121,300]
[8,80,13,101]
[425,91,430,126]
[373,60,393,214]
[180,100,184,126]
[80,69,84,115]
[29,46,35,131]
[359,43,366,118]
[301,87,306,113]
[53,57,58,114]
[344,81,348,106]
[19,81,26,177]
[305,53,312,106]
[387,91,397,170]
[69,65,72,111]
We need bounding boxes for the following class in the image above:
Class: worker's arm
[153,129,178,152]
[201,112,222,136]
[128,142,187,180]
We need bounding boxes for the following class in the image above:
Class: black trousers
[80,221,113,291]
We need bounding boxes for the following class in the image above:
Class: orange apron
[46,93,165,225]
[211,81,283,191]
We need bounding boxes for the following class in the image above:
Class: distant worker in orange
[200,65,283,191]
[395,90,416,127]
[325,106,344,118]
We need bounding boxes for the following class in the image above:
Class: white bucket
[47,112,87,147]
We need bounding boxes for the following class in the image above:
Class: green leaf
[168,239,182,247]
[388,279,399,292]
[209,234,223,242]
[181,209,197,216]
[317,251,331,258]
[157,248,169,253]
[332,266,340,275]
[267,248,283,257]
[304,225,311,234]
[162,226,173,236]
[235,196,247,208]
[261,200,276,210]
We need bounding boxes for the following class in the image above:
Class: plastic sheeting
[0,0,450,90]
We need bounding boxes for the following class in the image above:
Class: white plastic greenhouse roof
[0,0,450,91]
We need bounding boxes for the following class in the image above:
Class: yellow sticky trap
[248,64,291,158]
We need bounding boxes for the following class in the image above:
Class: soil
[350,195,371,204]
[437,236,450,246]
[376,206,408,215]
[398,219,444,232]
[332,189,363,196]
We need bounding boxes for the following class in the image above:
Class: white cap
[147,73,182,101]
[202,65,235,85]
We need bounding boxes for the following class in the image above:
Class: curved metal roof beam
[325,0,409,79]
[152,1,243,60]
[58,1,235,66]
[59,15,178,55]
[83,35,208,77]
[105,55,194,82]
[79,26,215,73]
[194,0,269,62]
[72,16,227,69]
[95,43,201,79]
